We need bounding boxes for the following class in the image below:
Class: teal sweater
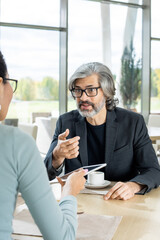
[0,124,77,240]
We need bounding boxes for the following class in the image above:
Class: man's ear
[0,77,3,85]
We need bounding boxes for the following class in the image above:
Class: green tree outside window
[120,40,141,110]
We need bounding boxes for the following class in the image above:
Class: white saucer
[85,180,111,189]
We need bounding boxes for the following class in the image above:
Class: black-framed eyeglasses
[71,86,101,98]
[4,78,18,93]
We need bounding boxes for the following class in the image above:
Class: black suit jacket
[44,107,160,193]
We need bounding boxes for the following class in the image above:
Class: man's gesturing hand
[52,129,80,169]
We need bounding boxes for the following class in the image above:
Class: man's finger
[68,145,79,154]
[67,136,80,145]
[67,151,79,159]
[60,136,80,148]
[58,129,70,140]
[104,182,123,200]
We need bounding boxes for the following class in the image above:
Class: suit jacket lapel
[105,110,118,164]
[75,117,88,166]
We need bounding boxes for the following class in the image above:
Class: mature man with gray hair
[44,62,160,200]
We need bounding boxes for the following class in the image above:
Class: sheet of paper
[13,207,122,240]
[77,214,122,240]
[80,188,108,195]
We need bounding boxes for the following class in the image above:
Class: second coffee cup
[87,171,105,185]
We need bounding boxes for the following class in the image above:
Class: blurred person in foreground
[0,51,86,240]
[44,62,160,201]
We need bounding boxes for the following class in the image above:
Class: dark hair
[0,51,8,83]
[69,62,119,110]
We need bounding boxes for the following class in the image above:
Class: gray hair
[69,62,119,110]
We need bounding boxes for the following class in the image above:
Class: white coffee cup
[87,171,105,185]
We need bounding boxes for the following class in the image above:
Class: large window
[151,0,160,114]
[1,0,60,26]
[1,0,158,121]
[68,0,142,112]
[1,27,59,122]
[0,0,61,122]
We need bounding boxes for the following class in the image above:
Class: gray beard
[77,97,106,118]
